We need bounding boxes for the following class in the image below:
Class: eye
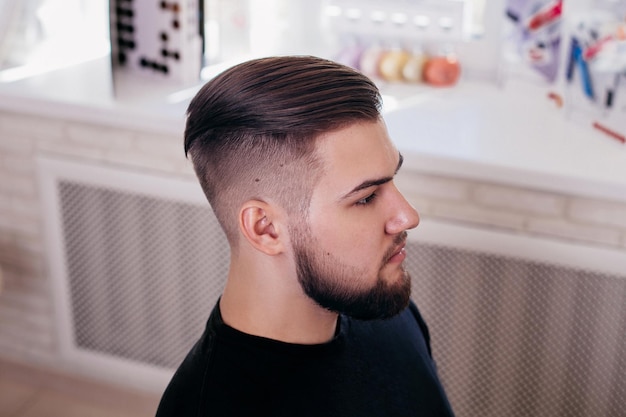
[356,192,377,206]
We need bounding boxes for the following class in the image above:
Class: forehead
[314,120,398,191]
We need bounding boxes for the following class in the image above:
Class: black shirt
[156,300,455,416]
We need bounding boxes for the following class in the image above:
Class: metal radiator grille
[406,243,626,417]
[59,180,229,369]
[54,174,625,417]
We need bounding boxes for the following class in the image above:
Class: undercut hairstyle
[184,55,383,245]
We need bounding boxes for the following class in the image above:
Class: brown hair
[185,55,382,244]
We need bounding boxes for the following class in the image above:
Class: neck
[219,254,338,345]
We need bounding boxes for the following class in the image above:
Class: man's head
[185,55,382,246]
[186,56,419,320]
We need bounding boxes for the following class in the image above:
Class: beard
[291,226,411,320]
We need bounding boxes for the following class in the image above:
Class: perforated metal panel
[58,180,229,369]
[50,165,625,417]
[406,243,626,417]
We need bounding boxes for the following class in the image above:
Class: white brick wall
[526,217,622,247]
[472,184,566,216]
[398,170,626,249]
[0,108,625,377]
[568,198,626,229]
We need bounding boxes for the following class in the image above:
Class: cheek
[311,214,382,263]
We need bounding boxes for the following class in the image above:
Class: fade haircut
[184,55,383,245]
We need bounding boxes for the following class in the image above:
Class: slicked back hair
[185,55,383,245]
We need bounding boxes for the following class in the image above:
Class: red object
[527,0,562,31]
[592,122,626,144]
[423,56,461,87]
[583,35,614,60]
[547,92,563,108]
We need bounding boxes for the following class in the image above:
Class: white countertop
[1,56,625,202]
[382,78,626,203]
[0,57,190,135]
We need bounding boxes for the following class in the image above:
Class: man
[156,55,454,416]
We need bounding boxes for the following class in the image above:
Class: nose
[385,185,420,235]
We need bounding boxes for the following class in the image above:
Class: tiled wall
[0,109,625,376]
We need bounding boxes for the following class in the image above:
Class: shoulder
[344,300,433,357]
[155,306,221,417]
[406,300,432,353]
[385,300,433,357]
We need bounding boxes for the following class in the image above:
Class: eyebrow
[340,152,404,201]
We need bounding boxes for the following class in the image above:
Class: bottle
[335,36,364,70]
[359,42,385,79]
[423,45,461,87]
[401,45,426,83]
[379,46,411,82]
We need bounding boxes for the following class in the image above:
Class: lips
[383,231,409,265]
[388,244,406,263]
[386,241,407,264]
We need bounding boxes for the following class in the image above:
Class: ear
[239,201,286,256]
